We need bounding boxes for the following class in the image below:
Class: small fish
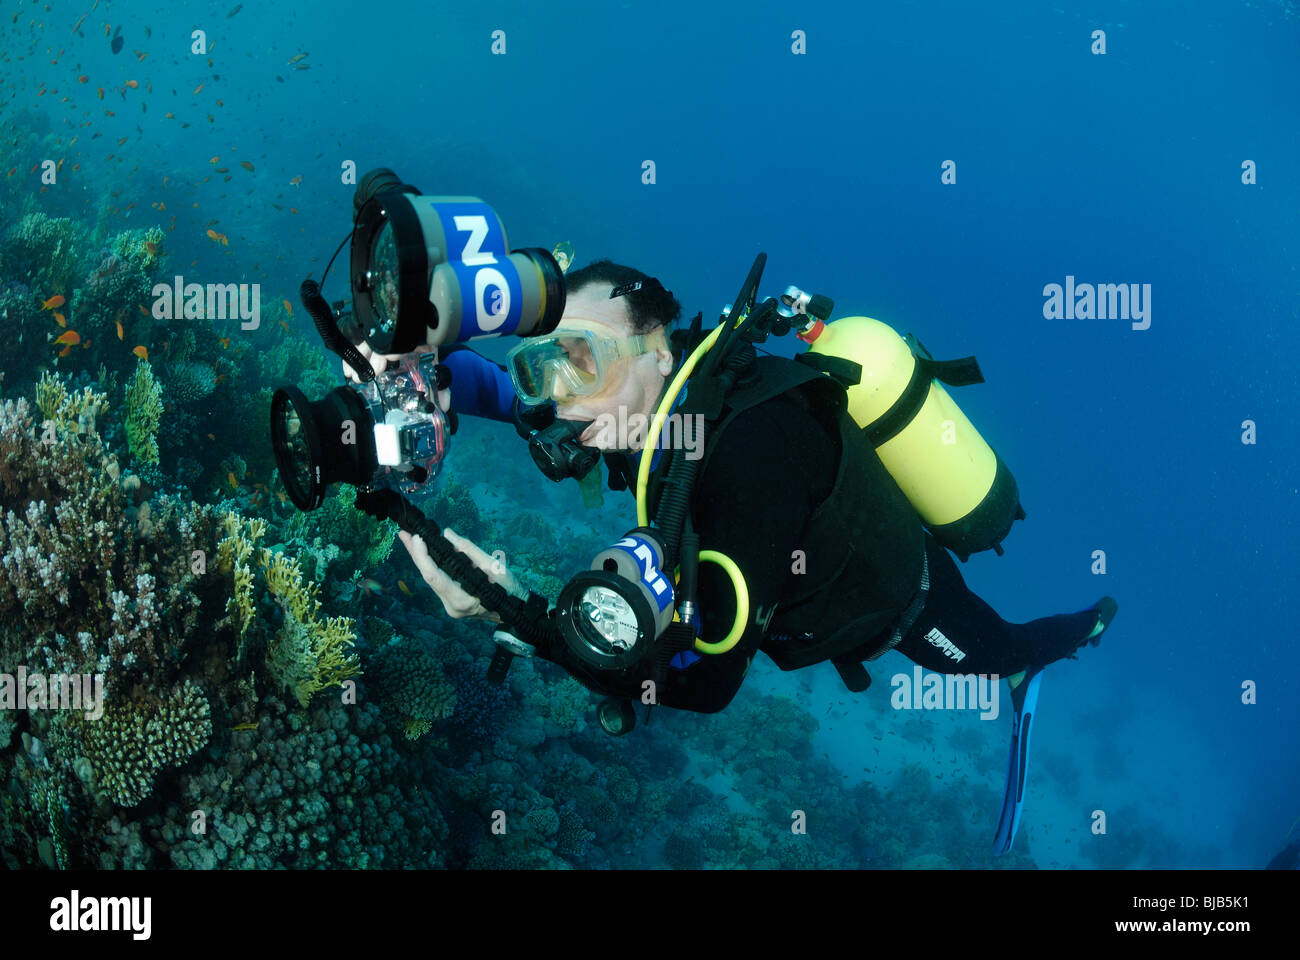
[293,64,309,71]
[116,319,124,340]
[207,433,216,441]
[124,79,138,88]
[193,82,203,95]
[287,53,308,65]
[227,3,242,17]
[282,299,293,317]
[206,228,220,241]
[165,111,173,118]
[41,294,66,310]
[231,721,257,731]
[215,167,229,173]
[240,160,254,172]
[54,330,80,346]
[77,74,88,83]
[289,174,302,186]
[135,50,147,63]
[397,580,414,596]
[53,312,67,327]
[289,208,298,215]
[209,156,219,164]
[71,13,87,34]
[133,345,148,360]
[137,304,149,317]
[144,240,157,255]
[227,471,238,489]
[219,337,231,349]
[359,579,384,597]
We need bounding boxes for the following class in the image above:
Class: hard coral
[58,677,212,807]
[260,549,361,707]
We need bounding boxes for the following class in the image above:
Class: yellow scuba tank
[799,315,1024,560]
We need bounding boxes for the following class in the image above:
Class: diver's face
[552,285,674,449]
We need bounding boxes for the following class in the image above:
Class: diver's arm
[438,344,517,422]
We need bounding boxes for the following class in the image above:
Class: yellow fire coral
[259,547,360,707]
[214,512,265,636]
[34,371,110,436]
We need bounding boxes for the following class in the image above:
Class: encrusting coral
[367,635,456,740]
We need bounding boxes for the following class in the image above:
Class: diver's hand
[341,339,389,382]
[398,527,526,623]
[342,342,451,411]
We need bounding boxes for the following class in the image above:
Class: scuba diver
[269,169,1118,854]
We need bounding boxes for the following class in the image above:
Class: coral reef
[1,212,81,295]
[261,549,361,707]
[55,678,212,807]
[367,635,456,740]
[123,358,163,465]
[281,483,397,584]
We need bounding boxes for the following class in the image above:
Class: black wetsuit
[441,345,1099,713]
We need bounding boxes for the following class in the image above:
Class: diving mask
[506,326,659,404]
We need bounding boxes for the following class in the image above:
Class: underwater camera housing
[270,167,569,511]
[271,350,448,511]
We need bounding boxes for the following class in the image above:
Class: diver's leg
[894,532,1106,676]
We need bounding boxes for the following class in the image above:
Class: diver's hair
[564,259,682,335]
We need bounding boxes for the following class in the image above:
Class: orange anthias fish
[124,79,138,88]
[240,160,254,172]
[397,580,414,596]
[144,240,157,255]
[41,294,65,310]
[116,319,124,340]
[132,345,148,360]
[52,312,66,327]
[77,75,88,83]
[282,299,293,317]
[289,174,302,186]
[227,471,238,489]
[54,330,80,347]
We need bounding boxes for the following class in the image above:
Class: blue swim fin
[992,665,1045,856]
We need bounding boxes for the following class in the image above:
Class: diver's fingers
[398,531,482,618]
[436,387,451,412]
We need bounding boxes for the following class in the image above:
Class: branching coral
[214,512,266,637]
[35,371,109,436]
[282,483,396,583]
[2,212,81,294]
[58,678,212,807]
[260,549,361,707]
[123,358,162,465]
[0,377,211,686]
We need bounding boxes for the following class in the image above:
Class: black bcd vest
[607,354,925,681]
